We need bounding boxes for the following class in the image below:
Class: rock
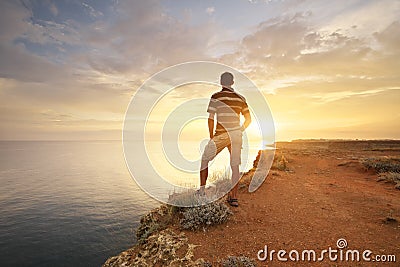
[102,229,207,267]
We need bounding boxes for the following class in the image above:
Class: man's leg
[200,133,229,194]
[199,160,208,194]
[227,130,242,204]
[230,164,240,199]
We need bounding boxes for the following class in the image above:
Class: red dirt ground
[184,141,400,266]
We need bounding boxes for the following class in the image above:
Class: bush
[378,172,400,190]
[273,155,289,171]
[168,190,207,207]
[361,157,400,173]
[168,170,232,207]
[221,256,256,267]
[180,202,232,230]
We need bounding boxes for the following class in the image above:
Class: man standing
[200,72,251,207]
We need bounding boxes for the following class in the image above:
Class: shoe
[227,195,239,207]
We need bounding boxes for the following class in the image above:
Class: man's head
[220,72,234,87]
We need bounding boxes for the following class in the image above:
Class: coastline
[103,140,400,266]
[102,149,267,267]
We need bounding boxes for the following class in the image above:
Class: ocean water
[0,141,159,267]
[0,140,262,266]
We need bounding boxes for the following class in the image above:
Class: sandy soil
[184,141,400,266]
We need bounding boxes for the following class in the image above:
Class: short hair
[220,72,234,86]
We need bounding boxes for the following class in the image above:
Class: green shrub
[361,157,400,173]
[180,202,232,230]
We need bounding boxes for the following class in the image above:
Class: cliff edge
[104,141,400,266]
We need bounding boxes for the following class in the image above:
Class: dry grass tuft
[361,157,400,189]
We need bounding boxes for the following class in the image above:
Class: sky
[0,0,399,141]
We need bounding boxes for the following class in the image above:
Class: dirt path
[184,142,400,266]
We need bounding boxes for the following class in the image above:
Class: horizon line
[1,138,400,142]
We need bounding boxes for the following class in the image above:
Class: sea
[0,140,262,267]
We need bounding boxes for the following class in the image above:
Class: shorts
[201,129,242,166]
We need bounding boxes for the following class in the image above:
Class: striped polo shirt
[207,87,250,136]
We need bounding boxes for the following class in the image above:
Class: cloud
[222,9,400,83]
[267,85,400,141]
[1,0,399,140]
[217,7,400,140]
[81,1,215,75]
[307,87,400,103]
[374,20,400,53]
[2,1,256,139]
[318,0,400,39]
[21,19,81,46]
[245,12,310,55]
[0,1,31,43]
[48,1,58,16]
[0,42,70,82]
[82,2,103,19]
[0,0,217,98]
[206,6,215,15]
[219,12,311,70]
[1,1,80,47]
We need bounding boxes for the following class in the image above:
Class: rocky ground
[103,140,400,267]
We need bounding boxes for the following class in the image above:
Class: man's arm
[241,112,251,132]
[208,113,215,139]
